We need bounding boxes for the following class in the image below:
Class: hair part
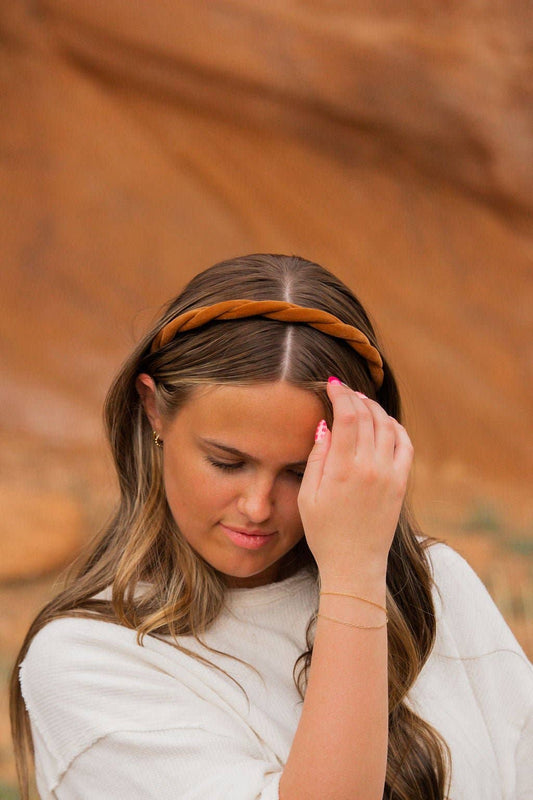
[11,254,450,799]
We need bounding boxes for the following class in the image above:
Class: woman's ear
[136,373,163,433]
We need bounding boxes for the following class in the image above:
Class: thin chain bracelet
[317,613,388,630]
[320,591,387,617]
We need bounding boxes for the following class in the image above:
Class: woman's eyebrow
[199,437,308,468]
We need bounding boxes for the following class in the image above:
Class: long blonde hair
[11,254,450,799]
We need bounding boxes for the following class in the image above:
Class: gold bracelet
[317,613,388,630]
[320,591,387,616]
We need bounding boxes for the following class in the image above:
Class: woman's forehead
[171,381,323,456]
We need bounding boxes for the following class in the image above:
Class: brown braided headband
[150,299,384,389]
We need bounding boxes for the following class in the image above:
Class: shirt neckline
[224,568,316,607]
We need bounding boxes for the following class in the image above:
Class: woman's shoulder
[22,614,138,676]
[19,613,195,729]
[20,616,149,726]
[19,614,237,772]
[27,612,122,642]
[19,615,259,797]
[420,537,495,603]
[420,538,532,666]
[421,538,501,622]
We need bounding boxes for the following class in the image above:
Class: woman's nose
[237,477,274,523]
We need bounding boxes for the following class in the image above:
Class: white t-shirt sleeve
[515,706,533,800]
[55,727,281,800]
[425,542,533,798]
[20,616,283,800]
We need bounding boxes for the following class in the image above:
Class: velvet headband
[150,299,384,389]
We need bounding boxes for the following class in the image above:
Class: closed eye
[204,455,244,472]
[205,455,305,481]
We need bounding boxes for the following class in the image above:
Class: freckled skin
[159,382,324,588]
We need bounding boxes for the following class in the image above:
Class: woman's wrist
[318,590,388,629]
[319,561,388,599]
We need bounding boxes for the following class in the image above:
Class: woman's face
[145,380,323,587]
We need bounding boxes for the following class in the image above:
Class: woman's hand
[298,379,413,584]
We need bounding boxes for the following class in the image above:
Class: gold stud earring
[152,430,163,448]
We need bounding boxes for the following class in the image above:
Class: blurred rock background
[1,0,532,795]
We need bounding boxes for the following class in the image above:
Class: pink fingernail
[328,376,342,385]
[315,419,328,442]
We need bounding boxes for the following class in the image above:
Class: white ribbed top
[20,543,533,799]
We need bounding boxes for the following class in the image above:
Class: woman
[11,254,532,800]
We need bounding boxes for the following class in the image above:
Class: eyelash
[204,456,304,481]
[205,456,243,472]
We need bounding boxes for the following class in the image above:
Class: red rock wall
[1,0,532,577]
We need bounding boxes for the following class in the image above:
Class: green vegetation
[0,783,19,800]
[508,538,533,557]
[462,501,503,535]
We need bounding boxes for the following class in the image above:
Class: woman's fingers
[354,392,396,459]
[391,419,414,474]
[299,379,414,575]
[327,380,412,479]
[326,381,374,470]
[354,396,413,472]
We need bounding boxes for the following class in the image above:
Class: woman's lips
[224,524,276,536]
[220,524,277,550]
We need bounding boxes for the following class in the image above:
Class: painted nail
[328,376,342,385]
[315,419,328,442]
